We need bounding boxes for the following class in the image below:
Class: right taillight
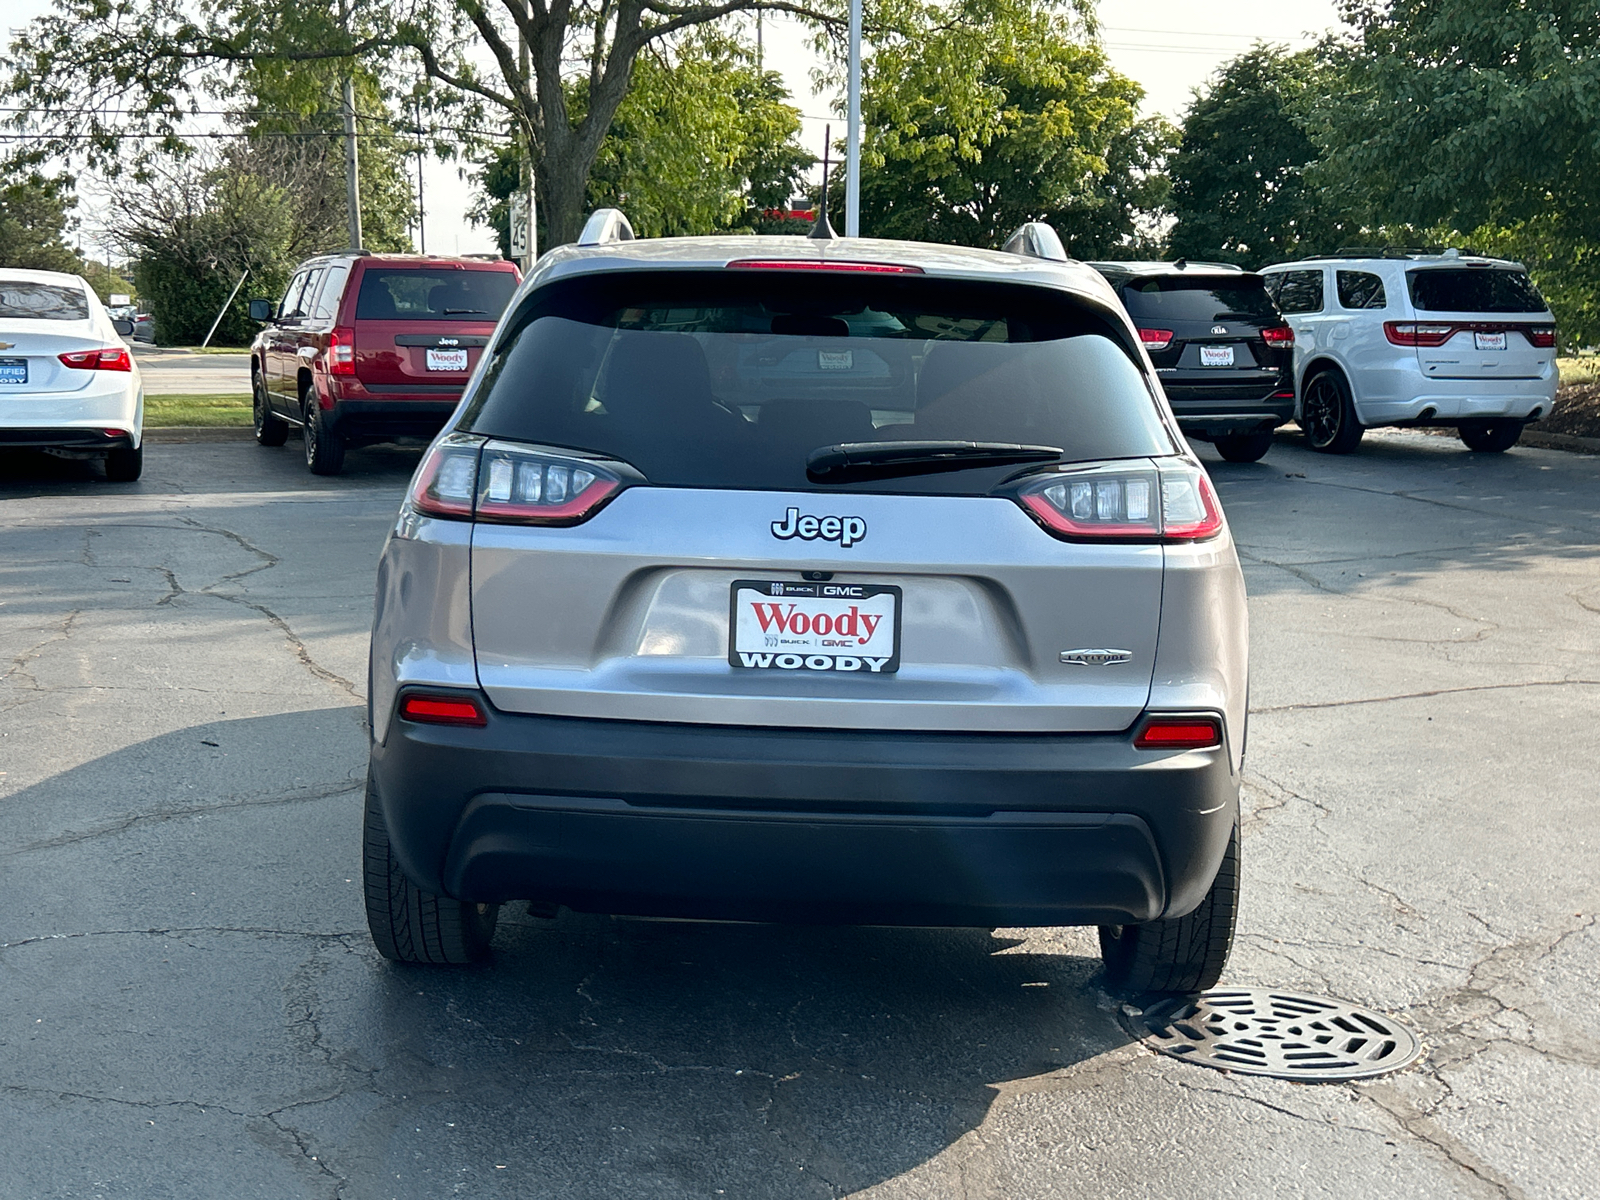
[1015,460,1223,542]
[1384,321,1456,347]
[1138,328,1174,351]
[407,434,624,526]
[1524,325,1556,348]
[1260,325,1294,348]
[1135,715,1222,750]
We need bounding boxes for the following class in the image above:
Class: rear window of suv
[1407,268,1545,313]
[1119,276,1278,322]
[460,270,1177,495]
[355,268,517,321]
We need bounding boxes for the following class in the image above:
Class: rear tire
[303,398,346,475]
[253,373,289,447]
[363,778,498,964]
[1300,369,1364,454]
[1100,823,1239,995]
[1214,430,1275,463]
[1458,419,1522,453]
[104,444,143,482]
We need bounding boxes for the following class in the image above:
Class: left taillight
[1015,459,1224,542]
[399,692,488,727]
[328,326,356,375]
[408,434,624,526]
[58,346,132,371]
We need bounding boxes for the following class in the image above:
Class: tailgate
[469,488,1163,733]
[1416,323,1550,381]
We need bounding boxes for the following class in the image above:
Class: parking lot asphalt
[1,431,1596,1199]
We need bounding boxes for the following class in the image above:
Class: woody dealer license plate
[729,580,901,673]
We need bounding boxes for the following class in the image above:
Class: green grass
[1558,356,1599,386]
[144,392,252,427]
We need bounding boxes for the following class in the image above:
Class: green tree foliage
[1322,0,1600,343]
[851,0,1174,255]
[1167,45,1365,266]
[0,172,83,273]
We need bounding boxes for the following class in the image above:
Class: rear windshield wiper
[443,307,489,315]
[807,440,1063,482]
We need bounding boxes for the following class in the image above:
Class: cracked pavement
[1,429,1596,1199]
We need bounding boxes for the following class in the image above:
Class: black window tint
[1406,268,1546,313]
[0,281,90,320]
[1274,270,1324,314]
[1118,275,1278,321]
[285,268,322,319]
[355,268,517,321]
[310,263,351,321]
[460,271,1176,496]
[279,272,309,319]
[1337,271,1386,310]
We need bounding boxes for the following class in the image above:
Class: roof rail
[459,253,505,261]
[1002,222,1070,263]
[1328,246,1490,260]
[577,208,636,247]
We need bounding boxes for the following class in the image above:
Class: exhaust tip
[1418,407,1437,421]
[1529,407,1543,420]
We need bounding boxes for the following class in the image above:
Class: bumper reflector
[1135,716,1222,750]
[399,693,488,727]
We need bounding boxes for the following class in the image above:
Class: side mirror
[111,318,134,337]
[248,299,273,322]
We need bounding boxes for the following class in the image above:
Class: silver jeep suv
[364,215,1248,994]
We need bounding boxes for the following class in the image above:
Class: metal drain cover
[1125,988,1424,1081]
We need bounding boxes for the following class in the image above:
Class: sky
[6,0,1344,260]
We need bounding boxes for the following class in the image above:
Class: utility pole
[339,0,362,249]
[517,0,537,268]
[846,0,861,237]
[415,99,426,254]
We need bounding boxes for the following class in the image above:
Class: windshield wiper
[443,307,488,315]
[806,440,1063,482]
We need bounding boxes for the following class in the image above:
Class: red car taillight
[408,434,624,526]
[58,346,132,371]
[1260,325,1294,348]
[328,326,356,375]
[399,692,488,727]
[1138,328,1174,351]
[1384,321,1456,347]
[1016,460,1223,542]
[1525,325,1557,348]
[1135,715,1222,750]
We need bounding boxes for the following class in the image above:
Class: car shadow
[1,709,1136,1199]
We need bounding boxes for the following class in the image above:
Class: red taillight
[328,326,356,375]
[407,435,624,526]
[725,259,924,274]
[1525,325,1556,348]
[58,346,132,371]
[1384,321,1456,347]
[399,693,488,727]
[1260,325,1294,348]
[1138,328,1174,351]
[1016,460,1223,542]
[1135,716,1222,751]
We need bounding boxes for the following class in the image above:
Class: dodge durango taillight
[1384,321,1456,347]
[328,326,356,375]
[1525,325,1556,348]
[1016,460,1223,542]
[1138,328,1174,351]
[58,346,132,371]
[1260,325,1294,348]
[408,434,624,525]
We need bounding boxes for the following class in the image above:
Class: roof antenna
[810,123,838,240]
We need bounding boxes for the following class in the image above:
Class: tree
[5,0,835,248]
[0,172,83,274]
[1320,0,1600,342]
[852,0,1173,256]
[1167,45,1364,267]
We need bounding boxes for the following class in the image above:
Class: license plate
[0,358,27,385]
[729,580,900,673]
[1199,345,1235,367]
[1474,331,1507,351]
[426,348,468,371]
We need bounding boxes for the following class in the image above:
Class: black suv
[1090,262,1296,463]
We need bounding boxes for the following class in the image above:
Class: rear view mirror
[111,318,134,337]
[248,299,273,322]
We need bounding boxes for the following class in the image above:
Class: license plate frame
[729,580,901,674]
[0,357,28,385]
[425,347,469,372]
[1473,331,1507,351]
[1199,345,1235,368]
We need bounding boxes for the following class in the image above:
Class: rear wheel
[363,778,498,964]
[1458,419,1522,453]
[253,372,289,447]
[1300,369,1364,454]
[104,444,143,482]
[1214,430,1275,463]
[303,396,346,475]
[1100,823,1239,995]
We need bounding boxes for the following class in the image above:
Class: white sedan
[0,268,144,481]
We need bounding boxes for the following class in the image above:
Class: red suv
[248,253,520,474]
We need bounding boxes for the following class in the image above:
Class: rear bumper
[1169,395,1297,438]
[0,427,137,451]
[328,398,459,440]
[370,697,1239,927]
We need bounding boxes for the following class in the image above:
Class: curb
[144,426,256,443]
[1520,429,1600,454]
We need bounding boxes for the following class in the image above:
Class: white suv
[1260,250,1558,453]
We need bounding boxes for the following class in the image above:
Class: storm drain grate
[1123,988,1424,1081]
